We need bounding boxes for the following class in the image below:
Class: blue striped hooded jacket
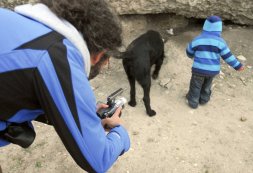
[0,5,130,173]
[186,16,242,76]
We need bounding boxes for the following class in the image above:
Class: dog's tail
[108,50,132,60]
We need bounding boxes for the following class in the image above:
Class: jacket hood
[14,3,91,76]
[203,16,222,36]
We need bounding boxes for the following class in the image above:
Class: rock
[108,0,253,26]
[220,71,225,76]
[219,75,224,79]
[166,28,174,35]
[228,83,236,89]
[132,131,139,136]
[189,110,194,114]
[147,138,155,143]
[219,71,225,79]
[211,83,217,90]
[240,116,247,122]
[237,55,247,61]
[3,0,253,25]
[0,0,37,9]
[159,78,172,89]
[247,65,252,69]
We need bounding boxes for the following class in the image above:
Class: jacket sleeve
[186,41,195,58]
[0,121,10,147]
[34,39,130,173]
[220,41,242,70]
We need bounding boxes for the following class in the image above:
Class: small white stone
[237,55,247,61]
[166,28,174,35]
[189,110,194,114]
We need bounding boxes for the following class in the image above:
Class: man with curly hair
[0,0,130,172]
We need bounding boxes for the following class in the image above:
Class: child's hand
[237,66,244,71]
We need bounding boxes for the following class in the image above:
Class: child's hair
[40,0,122,53]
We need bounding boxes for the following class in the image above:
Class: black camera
[97,88,127,119]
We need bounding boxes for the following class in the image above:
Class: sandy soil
[0,24,253,173]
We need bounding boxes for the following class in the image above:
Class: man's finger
[113,107,122,117]
[97,104,109,111]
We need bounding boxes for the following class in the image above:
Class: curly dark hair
[40,0,122,53]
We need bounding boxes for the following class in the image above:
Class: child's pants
[187,74,214,108]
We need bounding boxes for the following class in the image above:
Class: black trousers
[187,73,214,108]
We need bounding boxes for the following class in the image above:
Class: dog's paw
[147,110,156,117]
[152,73,158,80]
[128,100,137,107]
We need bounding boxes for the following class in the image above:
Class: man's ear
[91,51,105,65]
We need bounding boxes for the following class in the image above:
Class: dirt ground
[0,23,253,173]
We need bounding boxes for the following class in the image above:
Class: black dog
[122,30,165,116]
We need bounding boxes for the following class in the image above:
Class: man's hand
[101,107,122,131]
[96,103,108,112]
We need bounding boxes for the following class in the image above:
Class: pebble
[211,83,217,90]
[228,83,236,88]
[129,148,134,152]
[247,65,252,69]
[132,131,139,136]
[192,122,198,126]
[159,78,171,89]
[189,110,194,114]
[166,28,174,35]
[237,55,247,61]
[240,116,247,122]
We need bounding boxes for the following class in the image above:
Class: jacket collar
[15,3,91,76]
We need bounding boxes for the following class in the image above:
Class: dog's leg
[128,75,137,107]
[123,61,137,107]
[152,52,164,80]
[141,80,156,116]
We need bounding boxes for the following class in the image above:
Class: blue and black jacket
[0,6,130,173]
[186,16,242,76]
